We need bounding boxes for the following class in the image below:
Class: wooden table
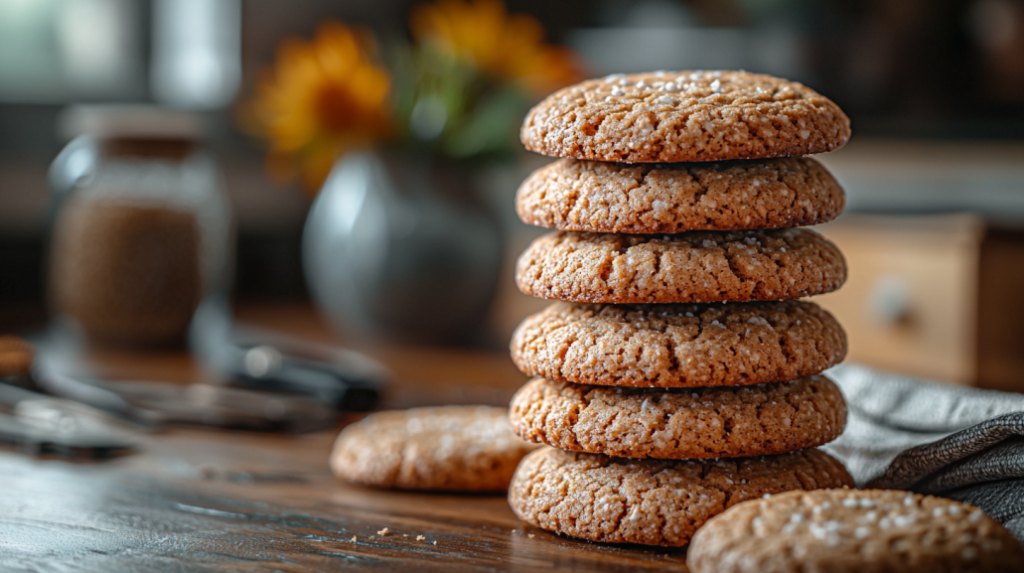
[0,305,690,572]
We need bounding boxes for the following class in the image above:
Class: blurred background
[1,0,1023,390]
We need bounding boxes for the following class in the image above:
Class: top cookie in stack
[522,70,848,163]
[506,71,855,548]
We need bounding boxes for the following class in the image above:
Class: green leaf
[443,86,530,158]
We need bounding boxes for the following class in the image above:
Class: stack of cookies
[505,71,856,547]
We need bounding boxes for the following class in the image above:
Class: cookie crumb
[416,535,426,542]
[350,536,357,542]
[528,534,535,539]
[433,540,437,546]
[377,528,389,536]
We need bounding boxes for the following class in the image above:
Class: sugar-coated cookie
[522,71,850,163]
[688,488,1024,573]
[515,229,846,304]
[330,406,537,492]
[509,375,846,460]
[508,447,853,546]
[516,157,844,234]
[511,300,845,388]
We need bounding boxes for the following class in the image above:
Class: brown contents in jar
[103,138,195,161]
[0,335,34,378]
[50,197,202,347]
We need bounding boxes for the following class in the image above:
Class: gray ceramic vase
[303,150,501,344]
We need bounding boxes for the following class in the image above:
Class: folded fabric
[824,363,1024,542]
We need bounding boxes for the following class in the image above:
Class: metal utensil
[31,356,337,432]
[0,381,135,457]
[101,380,338,432]
[189,296,386,410]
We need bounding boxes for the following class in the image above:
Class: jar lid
[57,105,204,141]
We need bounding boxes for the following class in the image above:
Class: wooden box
[815,214,1024,391]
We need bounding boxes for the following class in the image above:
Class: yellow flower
[410,0,583,95]
[242,22,392,192]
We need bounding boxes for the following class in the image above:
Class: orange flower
[410,0,583,95]
[242,22,392,192]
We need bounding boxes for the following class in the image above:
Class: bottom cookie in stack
[509,447,854,547]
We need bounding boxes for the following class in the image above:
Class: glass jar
[48,106,233,347]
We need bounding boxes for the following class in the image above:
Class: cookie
[516,157,845,234]
[521,71,850,163]
[688,489,1024,573]
[509,375,846,460]
[508,447,853,547]
[330,406,538,492]
[511,300,845,388]
[516,229,846,304]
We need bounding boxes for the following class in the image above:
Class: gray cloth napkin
[824,363,1024,541]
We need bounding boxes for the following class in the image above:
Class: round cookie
[511,300,846,388]
[521,71,850,163]
[330,406,538,492]
[508,447,854,547]
[515,228,846,304]
[516,157,845,234]
[509,375,846,460]
[688,489,1024,573]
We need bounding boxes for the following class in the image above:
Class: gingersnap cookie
[516,157,845,234]
[688,489,1024,573]
[521,71,850,163]
[509,375,846,460]
[508,447,853,547]
[516,228,846,304]
[330,406,538,492]
[511,300,845,388]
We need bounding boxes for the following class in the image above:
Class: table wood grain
[0,304,690,572]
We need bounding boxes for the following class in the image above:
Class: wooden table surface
[0,305,690,572]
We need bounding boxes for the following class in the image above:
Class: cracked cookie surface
[515,228,846,304]
[521,71,850,163]
[330,406,538,492]
[511,300,846,388]
[509,375,846,460]
[688,489,1024,573]
[508,447,853,547]
[516,157,844,234]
